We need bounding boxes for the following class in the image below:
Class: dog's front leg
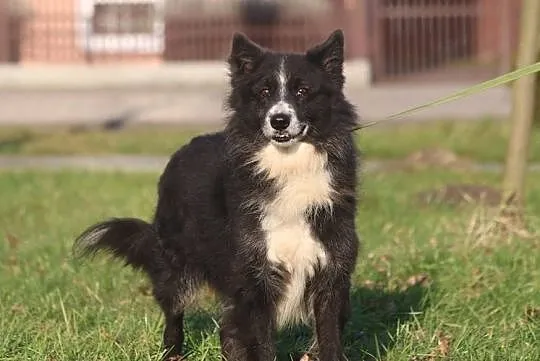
[312,279,350,361]
[220,298,276,361]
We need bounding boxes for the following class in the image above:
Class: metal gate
[0,1,22,63]
[370,0,496,82]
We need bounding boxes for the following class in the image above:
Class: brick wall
[164,2,369,61]
[477,0,522,68]
[0,1,10,62]
[19,0,161,64]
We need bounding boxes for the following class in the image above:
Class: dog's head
[227,30,346,147]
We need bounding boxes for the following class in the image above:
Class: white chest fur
[254,142,333,327]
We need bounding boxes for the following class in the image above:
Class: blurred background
[1,2,540,360]
[0,0,522,80]
[0,0,526,127]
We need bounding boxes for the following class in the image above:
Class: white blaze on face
[278,58,288,101]
[263,57,304,143]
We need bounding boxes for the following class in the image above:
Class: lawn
[1,169,539,361]
[2,119,540,163]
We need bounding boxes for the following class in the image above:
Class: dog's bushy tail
[74,218,160,273]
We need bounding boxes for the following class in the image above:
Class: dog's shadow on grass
[343,284,428,360]
[276,284,429,361]
[182,283,428,360]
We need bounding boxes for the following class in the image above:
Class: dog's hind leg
[154,283,189,360]
[162,310,185,360]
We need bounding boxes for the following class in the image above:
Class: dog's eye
[259,88,271,98]
[296,86,309,97]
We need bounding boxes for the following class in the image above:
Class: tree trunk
[502,0,540,213]
[535,49,540,125]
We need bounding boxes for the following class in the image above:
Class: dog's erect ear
[306,29,345,84]
[228,32,265,75]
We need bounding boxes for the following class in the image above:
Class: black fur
[75,29,360,361]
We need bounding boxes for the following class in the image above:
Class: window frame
[78,0,165,54]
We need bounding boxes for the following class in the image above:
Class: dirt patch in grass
[375,148,474,172]
[416,183,502,207]
[404,148,473,169]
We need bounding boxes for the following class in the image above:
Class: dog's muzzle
[264,108,308,146]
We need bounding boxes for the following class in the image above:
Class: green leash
[353,62,540,131]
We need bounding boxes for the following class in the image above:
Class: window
[78,0,164,53]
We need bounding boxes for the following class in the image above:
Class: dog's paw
[165,356,185,361]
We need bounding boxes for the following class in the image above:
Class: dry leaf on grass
[436,331,451,357]
[7,255,18,266]
[166,356,185,361]
[379,254,393,262]
[5,233,21,250]
[362,279,377,289]
[137,284,153,296]
[410,356,431,361]
[410,331,452,360]
[10,303,26,314]
[525,305,540,321]
[403,273,431,290]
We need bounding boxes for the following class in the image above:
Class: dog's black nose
[270,113,291,131]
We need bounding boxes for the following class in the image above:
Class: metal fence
[0,0,521,83]
[374,0,480,79]
[369,0,521,82]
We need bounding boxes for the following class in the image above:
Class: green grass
[1,119,540,163]
[1,169,539,360]
[0,125,209,157]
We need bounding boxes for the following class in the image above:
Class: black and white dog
[75,29,360,361]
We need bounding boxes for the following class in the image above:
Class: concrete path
[0,155,168,172]
[0,84,510,126]
[0,61,370,90]
[0,63,510,126]
[1,155,538,173]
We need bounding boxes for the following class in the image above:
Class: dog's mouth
[271,125,309,145]
[271,133,293,143]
